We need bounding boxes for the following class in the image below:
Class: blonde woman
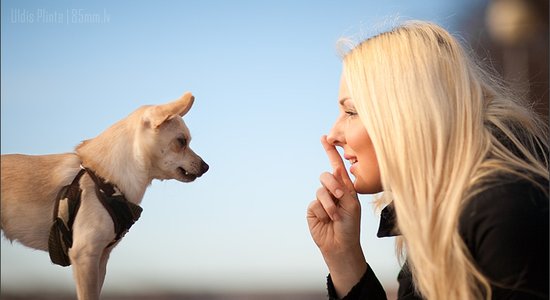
[307,21,549,300]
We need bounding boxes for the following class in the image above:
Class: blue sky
[1,0,483,295]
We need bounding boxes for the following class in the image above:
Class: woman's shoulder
[461,173,548,221]
[459,172,548,255]
[459,173,549,298]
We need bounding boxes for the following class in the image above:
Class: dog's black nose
[200,160,209,174]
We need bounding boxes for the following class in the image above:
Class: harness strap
[48,168,86,266]
[48,166,143,267]
[84,168,143,244]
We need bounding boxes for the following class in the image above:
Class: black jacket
[327,175,549,299]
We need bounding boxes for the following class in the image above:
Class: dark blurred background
[463,0,548,118]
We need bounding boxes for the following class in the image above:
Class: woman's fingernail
[335,189,344,198]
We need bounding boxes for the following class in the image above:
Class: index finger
[320,135,355,191]
[321,135,345,171]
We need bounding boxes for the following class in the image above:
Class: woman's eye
[177,137,187,148]
[345,110,358,117]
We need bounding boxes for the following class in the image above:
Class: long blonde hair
[341,21,549,300]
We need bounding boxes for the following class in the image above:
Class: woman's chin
[354,179,382,194]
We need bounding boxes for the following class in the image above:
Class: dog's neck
[75,120,151,204]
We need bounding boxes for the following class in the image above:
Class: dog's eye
[177,137,187,148]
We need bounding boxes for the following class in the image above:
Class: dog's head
[139,92,209,182]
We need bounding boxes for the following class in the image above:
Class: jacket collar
[377,202,400,238]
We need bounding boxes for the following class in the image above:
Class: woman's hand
[307,136,367,297]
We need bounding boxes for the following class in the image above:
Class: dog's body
[1,92,208,300]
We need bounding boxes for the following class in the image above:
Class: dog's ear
[143,92,195,129]
[163,92,195,117]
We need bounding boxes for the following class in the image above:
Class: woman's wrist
[323,246,368,298]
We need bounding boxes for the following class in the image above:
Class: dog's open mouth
[178,167,197,182]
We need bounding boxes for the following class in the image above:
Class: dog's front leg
[71,185,116,300]
[70,242,103,300]
[98,245,116,291]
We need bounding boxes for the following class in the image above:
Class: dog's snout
[200,160,209,174]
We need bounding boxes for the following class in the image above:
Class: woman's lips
[344,154,357,163]
[345,155,358,174]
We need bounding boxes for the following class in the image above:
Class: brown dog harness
[48,167,143,266]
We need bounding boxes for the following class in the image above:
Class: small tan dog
[1,92,208,300]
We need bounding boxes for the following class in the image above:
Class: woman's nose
[326,121,344,146]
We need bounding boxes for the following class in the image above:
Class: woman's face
[327,73,382,194]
